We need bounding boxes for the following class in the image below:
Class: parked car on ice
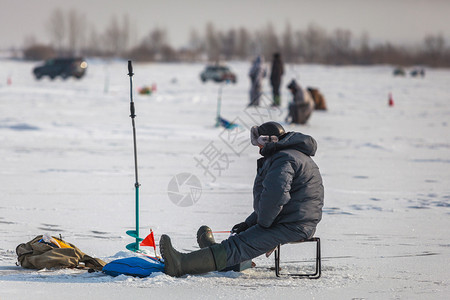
[200,65,237,83]
[33,57,88,80]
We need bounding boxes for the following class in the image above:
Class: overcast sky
[1,0,450,49]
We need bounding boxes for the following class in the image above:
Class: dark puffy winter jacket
[245,132,324,235]
[270,56,284,88]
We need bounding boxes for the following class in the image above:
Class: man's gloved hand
[231,222,249,234]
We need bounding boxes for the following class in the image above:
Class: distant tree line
[21,8,450,67]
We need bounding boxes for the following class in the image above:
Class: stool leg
[315,237,321,279]
[274,244,281,277]
[305,237,321,279]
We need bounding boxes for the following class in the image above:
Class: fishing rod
[125,60,143,252]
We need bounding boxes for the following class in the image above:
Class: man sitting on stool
[160,121,324,277]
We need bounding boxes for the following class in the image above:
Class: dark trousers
[272,83,281,106]
[221,222,310,267]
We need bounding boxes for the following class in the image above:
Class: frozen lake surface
[1,59,449,299]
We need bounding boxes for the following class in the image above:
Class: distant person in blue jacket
[248,55,267,106]
[160,121,324,277]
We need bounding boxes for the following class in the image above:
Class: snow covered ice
[1,59,449,299]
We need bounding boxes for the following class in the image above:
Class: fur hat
[251,121,285,147]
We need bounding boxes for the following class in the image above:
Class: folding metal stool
[274,237,321,279]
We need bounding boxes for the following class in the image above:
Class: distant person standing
[270,53,284,107]
[248,55,267,106]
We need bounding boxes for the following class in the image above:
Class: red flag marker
[140,229,156,249]
[388,93,394,107]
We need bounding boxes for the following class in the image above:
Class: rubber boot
[272,95,280,107]
[196,226,254,272]
[160,234,226,277]
[196,225,216,248]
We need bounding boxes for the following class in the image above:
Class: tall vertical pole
[215,83,223,127]
[126,60,143,252]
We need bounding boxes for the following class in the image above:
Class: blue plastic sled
[102,256,165,278]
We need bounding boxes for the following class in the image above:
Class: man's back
[253,132,324,236]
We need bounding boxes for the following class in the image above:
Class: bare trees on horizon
[21,8,450,67]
